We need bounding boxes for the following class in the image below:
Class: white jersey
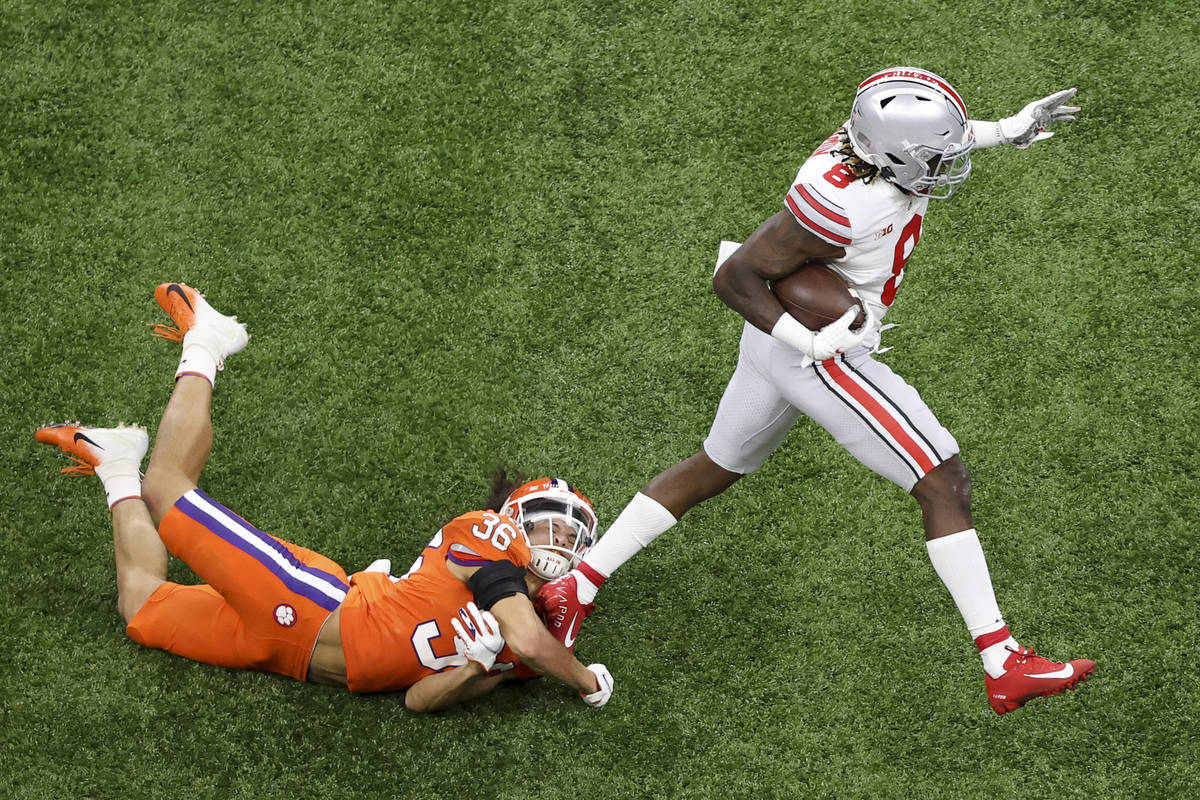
[783,131,929,331]
[703,131,958,490]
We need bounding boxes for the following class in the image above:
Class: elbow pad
[467,560,529,611]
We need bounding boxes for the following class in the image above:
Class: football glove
[811,302,876,361]
[772,304,876,363]
[363,558,401,583]
[974,88,1079,149]
[580,663,614,708]
[451,602,505,672]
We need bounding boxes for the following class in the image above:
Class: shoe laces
[149,322,185,343]
[1006,645,1054,668]
[60,455,96,477]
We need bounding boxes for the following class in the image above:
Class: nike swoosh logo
[166,284,193,311]
[73,432,102,450]
[562,613,581,648]
[1027,665,1074,679]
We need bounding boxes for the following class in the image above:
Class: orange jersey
[340,510,540,693]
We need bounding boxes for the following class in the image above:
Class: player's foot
[35,424,149,477]
[151,282,248,366]
[534,573,595,653]
[985,646,1095,714]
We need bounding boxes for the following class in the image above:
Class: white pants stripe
[181,489,348,606]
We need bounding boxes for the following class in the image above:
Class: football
[771,263,866,331]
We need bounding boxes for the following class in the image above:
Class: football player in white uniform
[537,68,1094,714]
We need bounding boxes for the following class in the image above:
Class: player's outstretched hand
[580,663,614,708]
[451,602,505,672]
[1000,88,1079,148]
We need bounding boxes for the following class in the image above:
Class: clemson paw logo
[274,604,297,627]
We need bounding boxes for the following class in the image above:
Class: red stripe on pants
[823,359,936,473]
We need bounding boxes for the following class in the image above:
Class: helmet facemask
[500,480,598,580]
[903,135,974,199]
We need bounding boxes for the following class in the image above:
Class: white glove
[975,88,1079,149]
[363,558,401,583]
[451,602,505,672]
[813,302,876,360]
[772,303,876,362]
[580,663,614,708]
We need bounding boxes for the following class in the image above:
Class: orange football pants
[126,489,350,681]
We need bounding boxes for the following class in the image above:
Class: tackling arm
[447,560,607,701]
[489,593,600,695]
[403,662,507,713]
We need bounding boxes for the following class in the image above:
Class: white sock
[979,637,1021,678]
[575,492,677,602]
[176,344,218,385]
[95,460,142,510]
[926,529,1017,677]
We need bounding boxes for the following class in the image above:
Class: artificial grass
[2,1,1196,798]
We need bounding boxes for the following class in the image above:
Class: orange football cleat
[35,424,149,476]
[150,283,248,366]
[151,282,202,342]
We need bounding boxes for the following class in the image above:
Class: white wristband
[770,313,815,356]
[971,120,1005,149]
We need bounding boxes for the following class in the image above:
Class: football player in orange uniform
[35,283,613,712]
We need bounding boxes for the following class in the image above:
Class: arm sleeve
[784,181,852,245]
[466,560,530,610]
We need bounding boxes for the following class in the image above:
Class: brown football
[771,263,866,331]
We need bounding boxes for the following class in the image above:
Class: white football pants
[703,322,958,491]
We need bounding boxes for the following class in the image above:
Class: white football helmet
[844,67,974,199]
[501,478,598,580]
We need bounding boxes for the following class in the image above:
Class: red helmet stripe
[856,68,968,120]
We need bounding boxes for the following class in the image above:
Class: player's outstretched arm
[972,88,1080,149]
[489,593,612,706]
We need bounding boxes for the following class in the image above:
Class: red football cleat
[985,646,1096,714]
[535,574,594,653]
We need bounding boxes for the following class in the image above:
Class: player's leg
[137,283,348,681]
[537,325,797,645]
[35,423,165,622]
[788,348,1094,712]
[592,325,796,582]
[140,283,247,524]
[153,488,350,680]
[112,498,168,623]
[141,376,213,523]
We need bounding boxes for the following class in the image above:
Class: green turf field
[2,1,1197,797]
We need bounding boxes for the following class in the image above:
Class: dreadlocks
[832,129,883,184]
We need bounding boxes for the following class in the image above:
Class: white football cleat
[35,423,149,477]
[152,283,248,367]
